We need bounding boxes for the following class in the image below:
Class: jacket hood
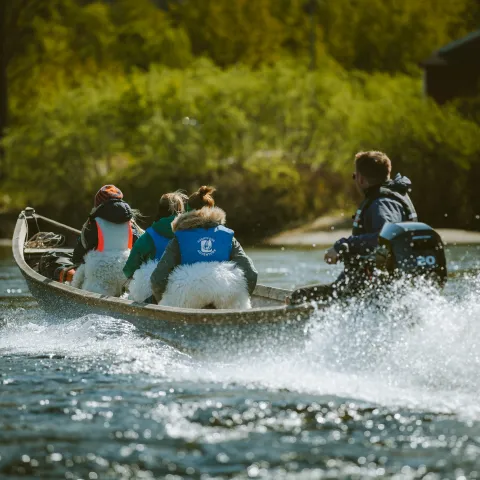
[172,207,226,232]
[385,173,412,194]
[366,173,412,197]
[93,200,133,224]
[151,215,176,238]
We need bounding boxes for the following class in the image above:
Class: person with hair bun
[150,186,258,309]
[124,190,188,303]
[185,185,216,210]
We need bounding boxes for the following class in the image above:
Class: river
[1,245,480,479]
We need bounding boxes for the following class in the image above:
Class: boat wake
[0,313,192,377]
[1,274,480,418]
[198,274,480,417]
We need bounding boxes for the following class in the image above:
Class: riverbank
[4,228,480,250]
[265,215,480,247]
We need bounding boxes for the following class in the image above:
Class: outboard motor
[289,222,447,306]
[375,222,447,285]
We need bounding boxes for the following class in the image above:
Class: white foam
[0,313,190,376]
[1,274,480,418]
[174,275,480,418]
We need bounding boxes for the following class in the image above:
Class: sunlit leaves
[3,60,480,234]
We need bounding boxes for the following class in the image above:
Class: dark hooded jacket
[150,207,258,301]
[334,173,417,256]
[72,200,141,264]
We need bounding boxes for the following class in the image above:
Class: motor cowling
[375,222,447,285]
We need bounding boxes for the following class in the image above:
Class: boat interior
[19,209,291,308]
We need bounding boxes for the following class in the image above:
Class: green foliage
[451,93,480,126]
[3,75,131,216]
[171,0,478,73]
[315,0,474,73]
[109,0,192,70]
[5,0,192,121]
[3,60,480,236]
[170,0,285,67]
[213,153,307,238]
[342,74,480,227]
[2,0,480,235]
[7,1,115,93]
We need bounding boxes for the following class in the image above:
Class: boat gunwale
[13,210,314,325]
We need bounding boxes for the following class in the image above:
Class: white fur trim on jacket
[72,249,130,297]
[127,259,158,302]
[159,261,251,310]
[172,206,226,232]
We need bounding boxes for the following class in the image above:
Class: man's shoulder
[366,196,406,222]
[368,195,405,208]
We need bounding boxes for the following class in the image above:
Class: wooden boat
[12,208,314,350]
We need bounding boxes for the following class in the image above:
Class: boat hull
[13,210,314,352]
[21,271,310,352]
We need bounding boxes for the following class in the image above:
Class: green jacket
[123,215,176,279]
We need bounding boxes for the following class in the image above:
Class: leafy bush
[3,59,480,238]
[344,74,480,228]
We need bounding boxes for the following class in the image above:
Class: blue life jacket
[146,227,171,260]
[175,226,234,265]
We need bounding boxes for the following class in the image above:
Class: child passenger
[71,185,141,296]
[150,186,258,309]
[124,191,187,303]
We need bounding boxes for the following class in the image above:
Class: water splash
[183,275,480,418]
[1,274,480,417]
[0,313,191,377]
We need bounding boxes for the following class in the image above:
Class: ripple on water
[1,249,480,478]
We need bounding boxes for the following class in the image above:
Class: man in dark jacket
[289,150,417,304]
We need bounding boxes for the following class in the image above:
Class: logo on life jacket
[198,237,216,256]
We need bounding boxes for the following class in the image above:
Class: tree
[270,0,325,68]
[0,0,7,163]
[109,0,192,70]
[316,0,475,73]
[170,0,285,67]
[0,0,36,166]
[0,1,115,141]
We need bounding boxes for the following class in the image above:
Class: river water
[1,245,480,479]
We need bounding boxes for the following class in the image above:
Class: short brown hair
[355,151,391,184]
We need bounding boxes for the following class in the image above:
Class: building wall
[424,64,480,104]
